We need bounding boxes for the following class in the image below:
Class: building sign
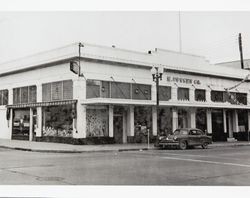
[166,76,201,85]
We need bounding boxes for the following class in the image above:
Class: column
[228,111,233,138]
[73,78,87,138]
[36,84,42,137]
[29,108,33,141]
[223,109,227,133]
[232,110,239,133]
[206,109,212,134]
[8,89,13,139]
[152,106,157,136]
[127,106,134,137]
[189,88,195,102]
[122,111,127,144]
[206,89,211,103]
[109,105,114,137]
[172,107,178,132]
[189,108,196,128]
[171,87,177,101]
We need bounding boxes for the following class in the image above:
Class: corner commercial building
[0,43,249,144]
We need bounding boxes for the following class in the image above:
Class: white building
[0,42,249,144]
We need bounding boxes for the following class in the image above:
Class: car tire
[179,140,187,150]
[201,142,208,149]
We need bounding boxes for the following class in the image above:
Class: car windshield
[173,129,188,135]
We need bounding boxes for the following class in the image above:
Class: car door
[188,129,199,145]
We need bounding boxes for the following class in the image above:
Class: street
[1,146,250,185]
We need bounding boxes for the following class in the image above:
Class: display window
[42,105,73,137]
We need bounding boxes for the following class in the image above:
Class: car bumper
[158,141,179,146]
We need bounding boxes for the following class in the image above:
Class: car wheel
[179,140,187,150]
[201,142,208,149]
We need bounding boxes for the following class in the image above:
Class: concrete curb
[0,142,250,154]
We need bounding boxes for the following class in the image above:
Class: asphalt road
[1,146,250,185]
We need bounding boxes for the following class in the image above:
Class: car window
[174,129,188,135]
[190,130,197,135]
[197,130,204,135]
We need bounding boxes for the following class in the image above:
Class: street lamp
[151,66,164,135]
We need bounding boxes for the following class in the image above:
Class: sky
[1,11,250,65]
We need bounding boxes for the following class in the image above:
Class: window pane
[2,90,8,105]
[111,82,131,99]
[29,86,37,103]
[0,91,2,105]
[86,80,100,98]
[42,83,51,102]
[132,84,151,100]
[63,80,73,100]
[159,86,171,101]
[195,89,206,101]
[13,88,20,104]
[21,87,28,103]
[51,81,62,101]
[100,81,110,98]
[211,91,223,102]
[178,88,189,100]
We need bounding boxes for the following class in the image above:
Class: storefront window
[0,89,8,105]
[236,93,247,105]
[86,80,101,98]
[86,106,109,137]
[195,89,206,101]
[13,86,37,104]
[12,109,30,140]
[42,105,73,137]
[134,106,152,143]
[211,90,224,102]
[158,107,172,135]
[42,80,73,102]
[159,86,171,101]
[111,82,131,99]
[132,84,151,100]
[178,88,189,100]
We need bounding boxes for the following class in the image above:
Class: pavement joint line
[162,156,250,168]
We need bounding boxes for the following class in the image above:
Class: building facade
[0,43,250,144]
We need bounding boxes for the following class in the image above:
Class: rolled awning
[6,99,77,109]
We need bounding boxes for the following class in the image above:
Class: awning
[6,99,77,109]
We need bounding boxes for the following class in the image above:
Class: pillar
[232,110,239,133]
[228,111,233,138]
[109,105,114,137]
[36,84,42,137]
[189,108,196,128]
[8,89,13,139]
[152,106,157,136]
[122,110,127,144]
[206,109,212,134]
[29,108,33,141]
[172,107,178,132]
[171,87,177,101]
[206,89,211,103]
[73,78,87,138]
[189,88,195,102]
[127,106,134,136]
[223,109,227,133]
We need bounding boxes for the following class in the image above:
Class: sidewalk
[0,139,250,153]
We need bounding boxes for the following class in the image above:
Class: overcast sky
[0,11,250,65]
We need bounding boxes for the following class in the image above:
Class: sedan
[155,128,212,150]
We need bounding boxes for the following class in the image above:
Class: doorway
[113,106,127,144]
[212,109,226,141]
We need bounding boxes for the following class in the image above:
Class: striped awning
[6,99,77,109]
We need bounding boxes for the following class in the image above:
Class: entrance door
[12,108,30,140]
[114,115,123,143]
[212,109,225,141]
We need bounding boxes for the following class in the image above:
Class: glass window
[86,107,109,137]
[159,86,171,101]
[211,91,224,102]
[13,86,36,104]
[42,105,73,137]
[236,93,247,105]
[63,80,73,100]
[178,88,189,100]
[86,80,101,98]
[100,81,110,98]
[132,84,151,100]
[111,82,131,99]
[51,81,62,101]
[42,83,51,102]
[0,90,8,105]
[195,89,206,101]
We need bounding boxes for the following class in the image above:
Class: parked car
[155,128,212,150]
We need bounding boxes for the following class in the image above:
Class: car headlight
[173,136,177,141]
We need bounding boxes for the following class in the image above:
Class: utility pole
[238,33,244,69]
